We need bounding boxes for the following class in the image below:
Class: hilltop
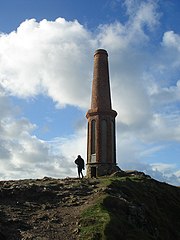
[0,172,180,240]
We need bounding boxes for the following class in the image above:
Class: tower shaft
[91,49,111,111]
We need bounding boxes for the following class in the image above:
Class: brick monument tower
[86,49,119,177]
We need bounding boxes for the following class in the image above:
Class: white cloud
[98,0,159,50]
[0,18,95,108]
[162,31,180,52]
[0,91,78,179]
[115,132,180,186]
[151,163,180,186]
[124,0,159,32]
[149,80,180,106]
[161,31,180,68]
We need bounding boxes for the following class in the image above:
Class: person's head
[78,155,81,158]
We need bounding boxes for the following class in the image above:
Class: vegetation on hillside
[79,174,180,240]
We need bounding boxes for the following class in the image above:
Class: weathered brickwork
[86,49,120,178]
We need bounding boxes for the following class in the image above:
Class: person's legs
[78,167,83,178]
[78,167,81,178]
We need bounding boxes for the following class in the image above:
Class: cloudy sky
[0,0,179,185]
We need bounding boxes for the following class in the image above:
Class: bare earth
[0,177,100,240]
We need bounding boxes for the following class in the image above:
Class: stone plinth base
[86,163,120,178]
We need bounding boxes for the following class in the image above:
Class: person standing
[74,155,85,178]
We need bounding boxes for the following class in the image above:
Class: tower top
[94,49,108,57]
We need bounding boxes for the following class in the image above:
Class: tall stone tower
[86,49,119,178]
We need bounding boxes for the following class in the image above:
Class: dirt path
[0,177,100,240]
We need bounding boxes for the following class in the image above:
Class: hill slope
[0,172,180,240]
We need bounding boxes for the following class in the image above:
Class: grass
[79,176,133,240]
[79,175,180,240]
[79,195,110,240]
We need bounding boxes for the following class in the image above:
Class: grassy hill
[0,172,179,240]
[79,172,180,240]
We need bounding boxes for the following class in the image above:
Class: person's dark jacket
[75,156,85,170]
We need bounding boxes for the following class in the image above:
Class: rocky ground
[0,177,100,240]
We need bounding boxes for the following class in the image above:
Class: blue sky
[0,0,180,185]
